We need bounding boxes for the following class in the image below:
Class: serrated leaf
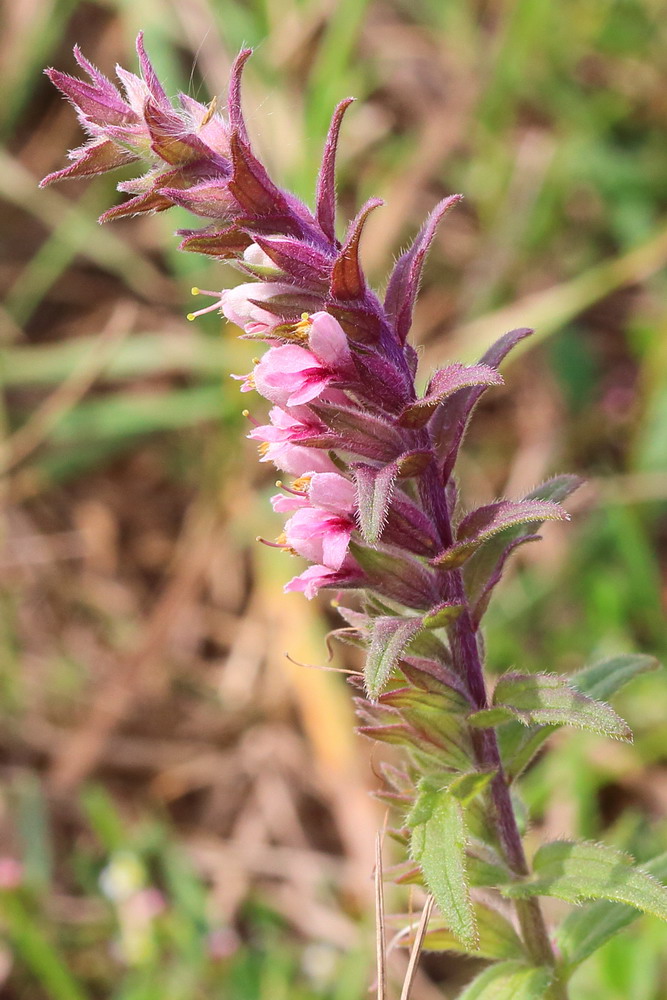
[392,901,524,961]
[463,476,582,619]
[433,500,568,569]
[572,653,660,702]
[504,841,667,922]
[500,653,657,780]
[364,616,423,699]
[470,672,632,741]
[398,363,503,430]
[556,852,667,969]
[409,787,477,948]
[456,961,553,1000]
[353,462,398,543]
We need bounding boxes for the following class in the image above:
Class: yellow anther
[252,356,260,365]
[330,598,340,608]
[191,286,200,296]
[275,480,283,488]
[186,313,196,322]
[291,474,312,493]
[201,96,217,127]
[242,409,250,417]
[258,442,270,457]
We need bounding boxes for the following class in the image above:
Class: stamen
[242,409,260,426]
[200,96,217,127]
[256,534,287,549]
[290,474,312,493]
[187,300,222,321]
[257,441,270,457]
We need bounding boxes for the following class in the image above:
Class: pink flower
[285,561,359,600]
[271,472,356,513]
[251,313,353,406]
[273,472,357,569]
[285,507,354,568]
[248,406,336,475]
[221,282,295,334]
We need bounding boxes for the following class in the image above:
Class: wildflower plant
[42,36,666,1000]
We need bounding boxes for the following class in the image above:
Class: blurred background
[1,0,666,997]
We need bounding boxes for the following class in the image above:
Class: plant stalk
[420,460,569,997]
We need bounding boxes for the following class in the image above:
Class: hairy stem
[421,460,568,995]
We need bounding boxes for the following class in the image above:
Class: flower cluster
[44,36,666,999]
[42,35,567,611]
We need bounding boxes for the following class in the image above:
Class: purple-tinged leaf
[463,474,583,623]
[227,48,253,146]
[161,179,234,217]
[400,658,467,696]
[468,672,632,741]
[251,235,332,286]
[381,676,469,716]
[99,185,174,222]
[74,44,123,101]
[44,68,132,126]
[354,462,398,544]
[394,450,432,477]
[178,225,252,257]
[364,616,423,699]
[330,198,383,301]
[350,349,412,410]
[385,194,463,344]
[228,131,291,217]
[316,98,355,243]
[325,300,384,343]
[422,601,465,629]
[383,493,440,557]
[309,401,407,462]
[470,535,540,627]
[349,541,439,609]
[136,31,169,106]
[40,139,137,186]
[399,363,503,429]
[431,327,534,478]
[432,499,568,569]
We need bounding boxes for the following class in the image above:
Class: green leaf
[555,852,667,969]
[470,672,632,741]
[448,770,496,806]
[364,616,422,699]
[500,654,658,780]
[456,961,553,999]
[393,902,524,961]
[409,786,477,949]
[571,653,660,702]
[504,841,667,922]
[422,601,465,628]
